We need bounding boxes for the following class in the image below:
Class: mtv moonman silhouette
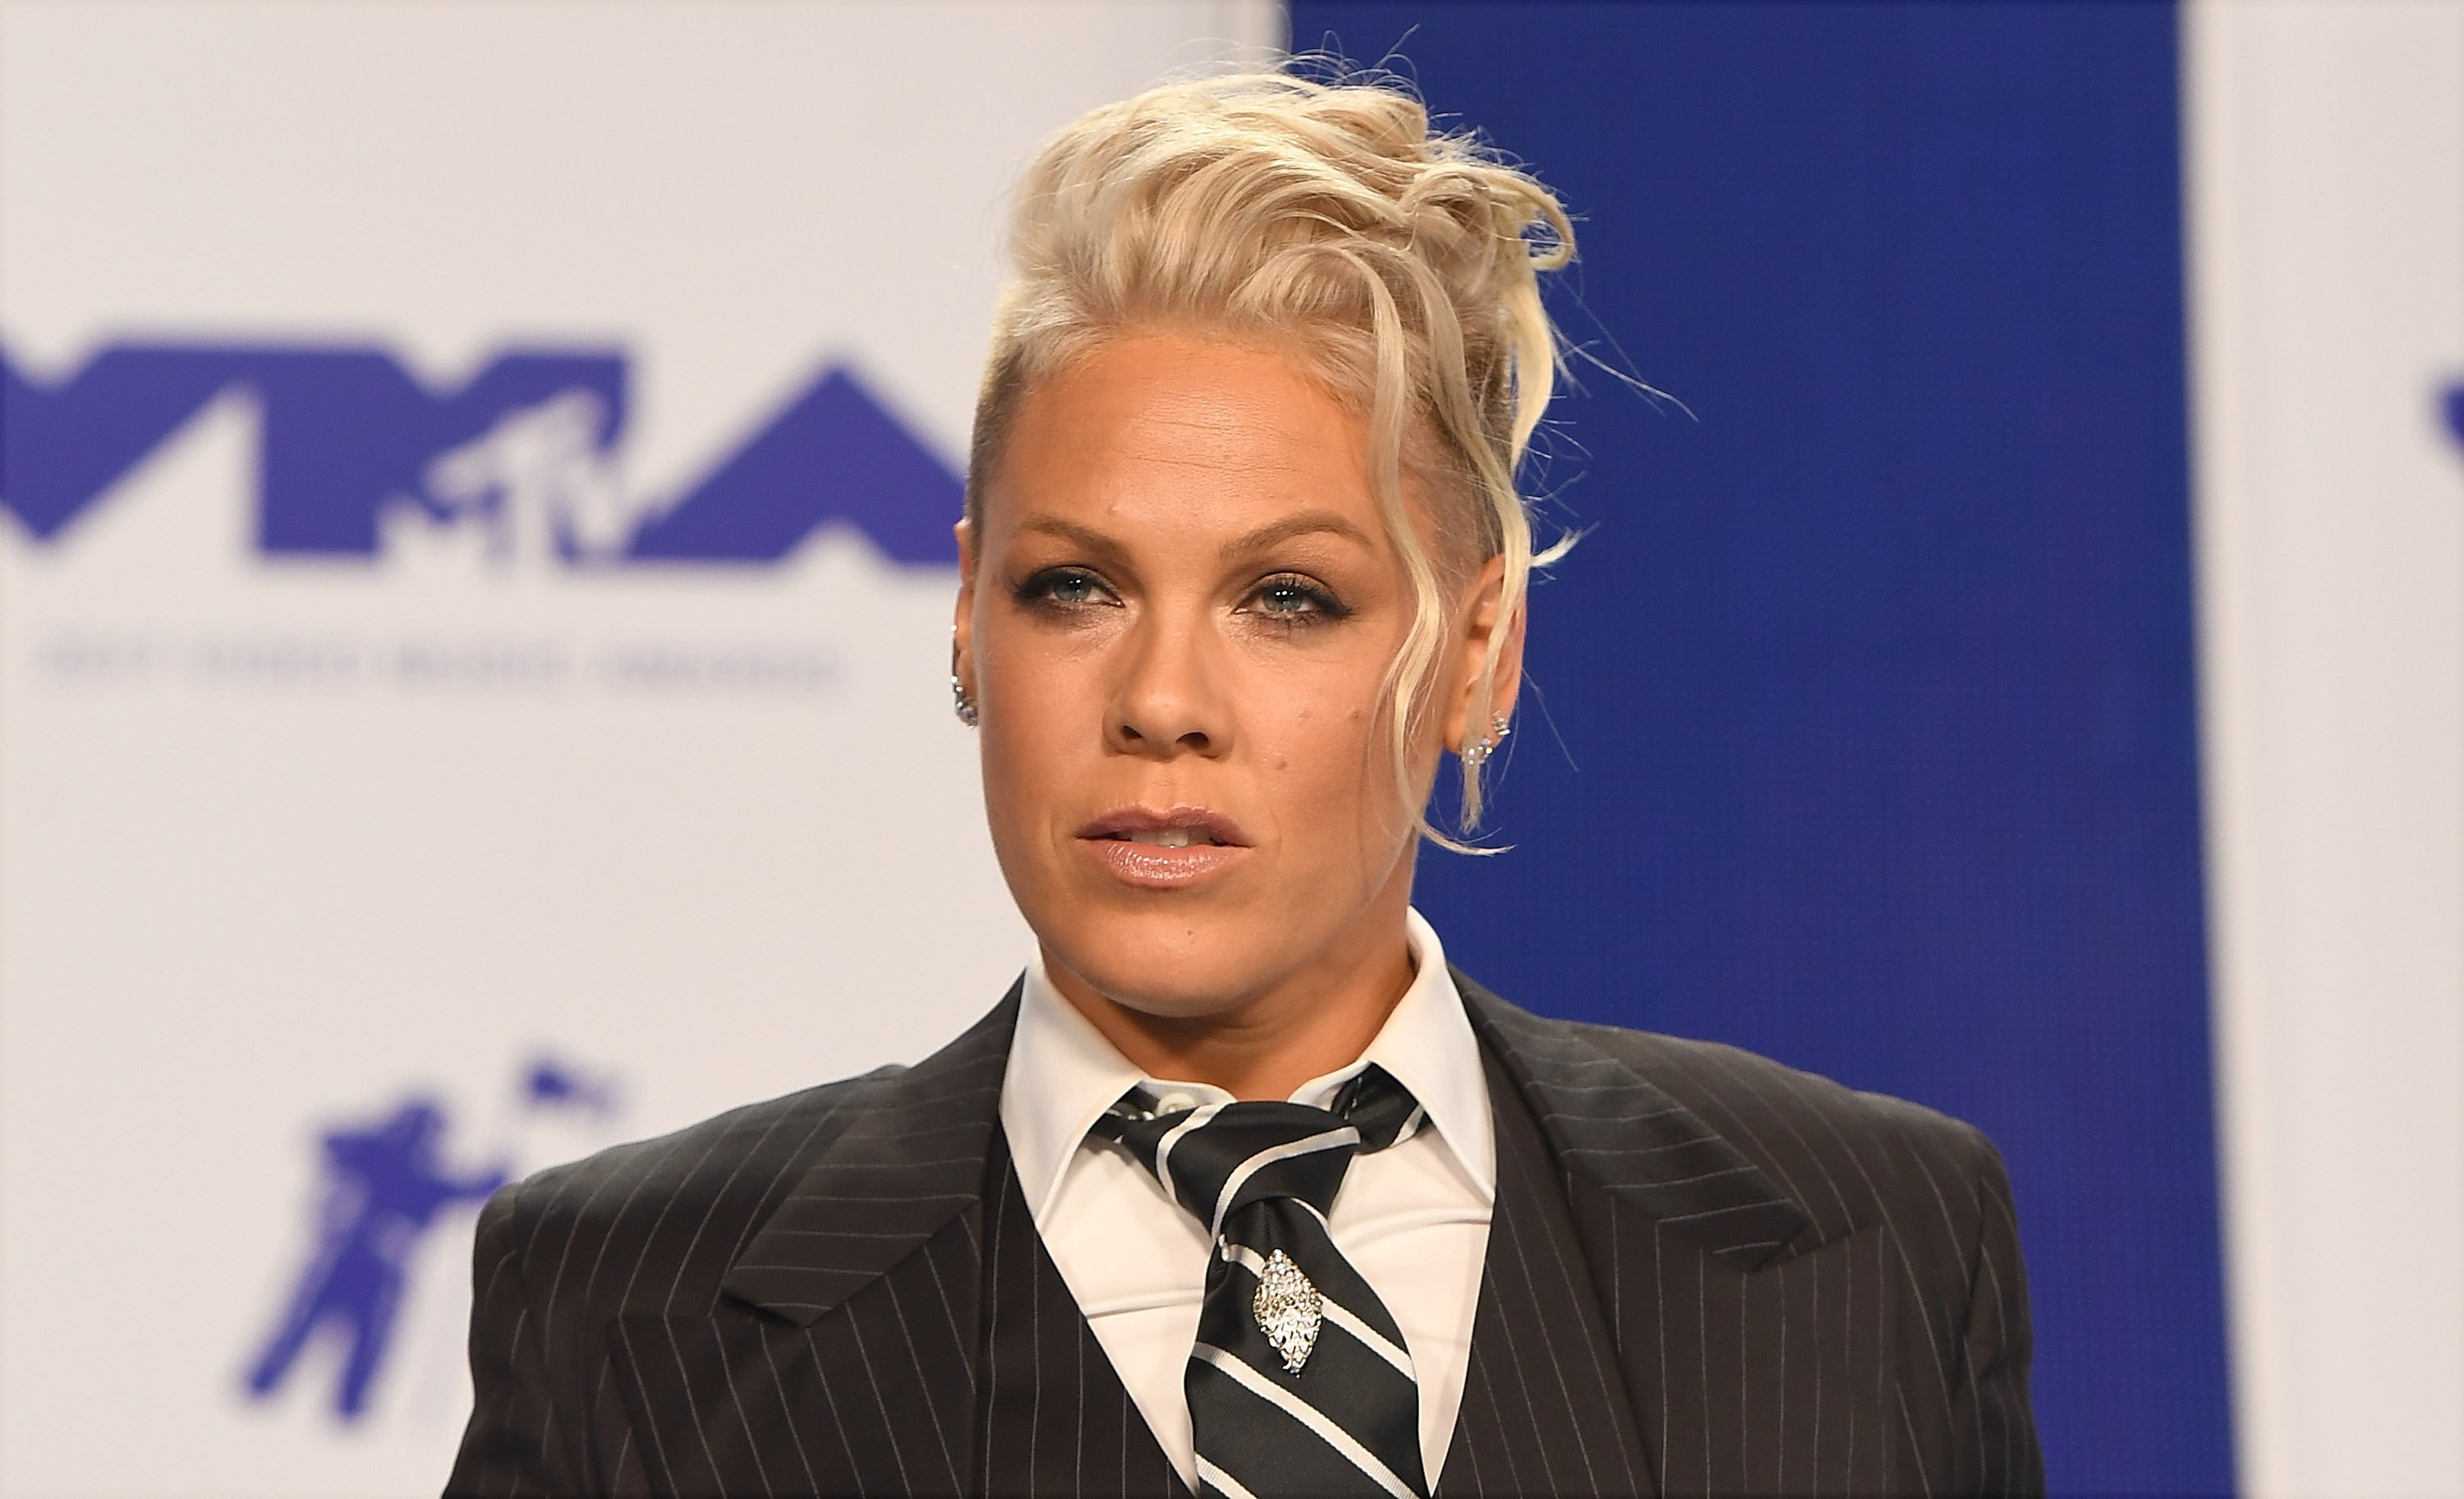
[243,1098,507,1422]
[245,1060,620,1422]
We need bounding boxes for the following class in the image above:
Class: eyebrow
[1011,509,1375,559]
[1015,515,1124,555]
[1221,511,1374,557]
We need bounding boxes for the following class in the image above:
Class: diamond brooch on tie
[1251,1248,1323,1373]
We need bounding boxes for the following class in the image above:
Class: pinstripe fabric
[448,973,2040,1497]
[1437,1046,1651,1497]
[976,1128,1189,1498]
[446,996,1015,1497]
[1462,974,2043,1497]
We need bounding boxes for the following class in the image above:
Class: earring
[1461,711,1511,767]
[949,626,979,727]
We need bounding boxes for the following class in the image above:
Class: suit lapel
[976,1127,1191,1498]
[1461,975,1894,1497]
[1442,1043,1655,1497]
[608,992,1018,1497]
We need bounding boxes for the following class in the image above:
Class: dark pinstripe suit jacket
[447,974,2041,1497]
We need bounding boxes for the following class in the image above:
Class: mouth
[1078,807,1250,848]
[1097,827,1228,848]
[1075,807,1252,888]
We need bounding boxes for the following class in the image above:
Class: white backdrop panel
[2187,2,2464,1495]
[0,2,1276,1493]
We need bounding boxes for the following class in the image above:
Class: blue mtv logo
[243,1057,620,1423]
[1,343,962,564]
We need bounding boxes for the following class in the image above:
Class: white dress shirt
[1000,909,1495,1492]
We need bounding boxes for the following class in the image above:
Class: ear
[1442,553,1526,754]
[952,516,980,701]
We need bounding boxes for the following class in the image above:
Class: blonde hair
[967,68,1575,846]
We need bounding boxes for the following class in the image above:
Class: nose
[1107,606,1231,760]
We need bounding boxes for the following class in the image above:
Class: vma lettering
[1,343,962,565]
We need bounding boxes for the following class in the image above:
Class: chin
[1042,905,1293,1020]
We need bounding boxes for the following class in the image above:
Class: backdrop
[1304,2,2227,1491]
[2,2,2457,1496]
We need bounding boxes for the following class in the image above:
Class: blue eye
[1246,574,1349,623]
[1014,567,1116,610]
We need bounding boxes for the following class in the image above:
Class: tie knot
[1092,1066,1423,1236]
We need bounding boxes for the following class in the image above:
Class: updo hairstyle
[966,69,1578,844]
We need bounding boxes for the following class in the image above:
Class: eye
[1242,573,1349,624]
[1014,566,1119,610]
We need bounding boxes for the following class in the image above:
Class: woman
[448,71,2040,1498]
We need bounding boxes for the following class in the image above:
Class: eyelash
[1243,572,1350,627]
[1009,568,1352,628]
[1012,567,1115,612]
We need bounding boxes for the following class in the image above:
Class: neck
[1043,898,1419,1101]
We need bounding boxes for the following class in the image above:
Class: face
[955,331,1519,1023]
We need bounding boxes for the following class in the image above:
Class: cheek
[972,628,1080,825]
[981,678,1078,793]
[1254,687,1390,837]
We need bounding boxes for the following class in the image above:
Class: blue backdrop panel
[1291,3,2235,1492]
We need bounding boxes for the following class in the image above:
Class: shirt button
[1152,1090,1199,1115]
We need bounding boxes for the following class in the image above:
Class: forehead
[983,333,1381,546]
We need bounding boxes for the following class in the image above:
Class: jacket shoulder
[482,1065,900,1322]
[1558,1014,2007,1250]
[1539,1016,2040,1487]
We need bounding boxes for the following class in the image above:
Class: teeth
[1129,828,1199,848]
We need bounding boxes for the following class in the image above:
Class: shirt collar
[1000,908,1496,1223]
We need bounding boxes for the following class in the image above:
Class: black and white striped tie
[1092,1066,1430,1499]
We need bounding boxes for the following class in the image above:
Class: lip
[1075,804,1253,890]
